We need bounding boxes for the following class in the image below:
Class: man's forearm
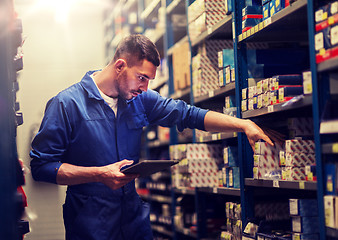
[56,163,101,185]
[204,111,249,133]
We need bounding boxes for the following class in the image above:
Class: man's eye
[138,75,147,81]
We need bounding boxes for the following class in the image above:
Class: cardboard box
[172,41,191,90]
[272,74,303,90]
[278,86,303,102]
[292,216,319,234]
[292,233,319,240]
[285,139,315,153]
[255,141,283,157]
[224,146,238,167]
[218,49,235,68]
[282,166,306,181]
[285,152,316,167]
[302,71,312,95]
[254,154,280,169]
[324,195,335,228]
[289,199,318,217]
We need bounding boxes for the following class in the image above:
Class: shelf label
[218,133,222,139]
[268,105,274,112]
[207,27,213,35]
[332,143,338,153]
[182,188,187,194]
[299,181,305,189]
[258,22,264,31]
[254,25,259,33]
[243,31,247,39]
[250,27,255,36]
[199,136,203,142]
[208,90,214,98]
[239,34,243,42]
[213,187,218,193]
[264,17,272,27]
[212,134,217,141]
[233,132,238,138]
[273,180,279,188]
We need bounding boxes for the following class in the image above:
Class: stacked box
[172,41,191,90]
[193,40,233,97]
[285,139,315,153]
[188,0,227,42]
[218,49,234,87]
[314,1,338,63]
[292,216,319,234]
[289,199,318,217]
[253,141,283,179]
[282,139,315,181]
[170,143,223,188]
[224,202,242,240]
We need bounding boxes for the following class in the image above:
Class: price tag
[233,132,238,137]
[218,133,222,140]
[209,90,214,98]
[273,180,279,188]
[199,136,203,142]
[212,134,217,141]
[294,235,300,240]
[268,105,274,112]
[213,187,218,193]
[332,143,338,153]
[239,34,243,42]
[182,188,186,194]
[299,181,305,189]
[264,17,272,27]
[258,22,264,31]
[250,27,255,35]
[207,27,213,35]
[243,31,247,39]
[254,25,259,33]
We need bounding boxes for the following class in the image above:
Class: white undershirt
[91,74,118,116]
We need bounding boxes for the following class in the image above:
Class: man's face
[117,59,157,100]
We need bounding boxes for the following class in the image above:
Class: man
[30,34,273,240]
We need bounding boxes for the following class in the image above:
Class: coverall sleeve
[30,96,71,184]
[142,90,209,132]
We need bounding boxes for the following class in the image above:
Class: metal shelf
[326,227,338,238]
[166,0,185,15]
[245,178,317,191]
[322,143,338,154]
[190,15,233,47]
[170,87,190,100]
[152,225,174,237]
[317,56,338,72]
[167,35,188,56]
[141,0,161,20]
[238,0,308,43]
[175,227,198,238]
[242,95,313,119]
[174,187,195,195]
[196,132,237,143]
[194,82,236,104]
[197,187,241,196]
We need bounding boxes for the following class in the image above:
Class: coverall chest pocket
[125,114,148,157]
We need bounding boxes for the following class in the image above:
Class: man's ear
[114,59,127,73]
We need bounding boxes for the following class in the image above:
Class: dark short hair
[113,34,160,67]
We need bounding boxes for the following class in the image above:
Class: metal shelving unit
[102,0,337,239]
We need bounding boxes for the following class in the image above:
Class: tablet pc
[121,160,179,177]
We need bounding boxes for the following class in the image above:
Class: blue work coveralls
[30,71,208,240]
